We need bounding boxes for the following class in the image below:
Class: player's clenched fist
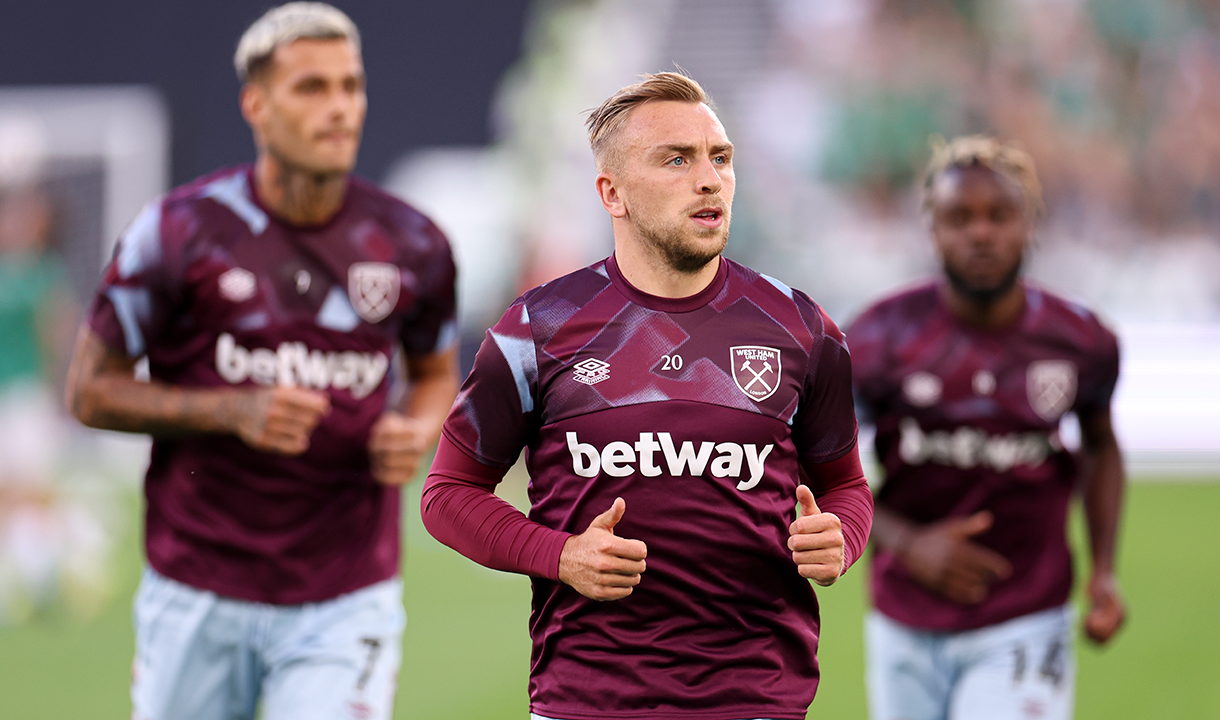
[368,412,428,486]
[234,386,330,455]
[558,498,648,601]
[1083,570,1126,645]
[788,484,845,586]
[899,511,1012,605]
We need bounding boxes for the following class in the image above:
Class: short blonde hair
[922,135,1045,219]
[585,72,712,171]
[234,2,361,82]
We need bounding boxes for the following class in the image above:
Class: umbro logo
[903,371,942,406]
[573,358,610,386]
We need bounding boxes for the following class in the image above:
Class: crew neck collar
[245,165,352,232]
[605,253,729,313]
[935,280,1033,334]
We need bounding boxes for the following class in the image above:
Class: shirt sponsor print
[731,345,781,401]
[566,431,774,491]
[215,332,388,398]
[897,417,1061,472]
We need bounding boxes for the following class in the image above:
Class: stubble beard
[943,256,1023,308]
[637,212,730,275]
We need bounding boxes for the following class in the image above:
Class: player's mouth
[963,250,1004,274]
[690,207,725,228]
[317,129,356,144]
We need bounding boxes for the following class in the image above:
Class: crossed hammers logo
[740,359,774,393]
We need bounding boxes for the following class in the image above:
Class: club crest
[348,262,400,323]
[1027,359,1077,421]
[731,346,781,401]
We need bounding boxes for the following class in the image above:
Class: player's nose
[694,158,724,195]
[963,216,1001,245]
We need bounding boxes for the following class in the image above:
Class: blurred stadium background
[2,1,1218,718]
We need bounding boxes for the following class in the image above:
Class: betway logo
[567,431,773,491]
[898,418,1061,472]
[216,332,388,399]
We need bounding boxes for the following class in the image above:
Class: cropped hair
[585,71,712,171]
[921,135,1045,219]
[234,2,360,82]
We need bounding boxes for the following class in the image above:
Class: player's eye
[943,209,970,227]
[991,206,1016,223]
[668,156,686,167]
[296,78,326,94]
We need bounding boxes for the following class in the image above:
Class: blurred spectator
[0,113,112,624]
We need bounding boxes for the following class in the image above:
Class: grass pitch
[1,478,1217,719]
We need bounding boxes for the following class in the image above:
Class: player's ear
[239,83,266,129]
[596,172,627,219]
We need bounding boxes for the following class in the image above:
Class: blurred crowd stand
[437,0,1220,322]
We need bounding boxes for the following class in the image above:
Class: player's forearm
[421,435,570,578]
[422,478,568,578]
[869,505,919,557]
[70,372,251,437]
[802,448,874,570]
[402,375,458,446]
[66,327,250,437]
[401,347,460,445]
[815,480,874,571]
[1082,438,1125,574]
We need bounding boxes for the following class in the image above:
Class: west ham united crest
[731,346,781,401]
[348,262,400,323]
[1027,359,1077,421]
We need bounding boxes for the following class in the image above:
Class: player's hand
[1083,570,1126,644]
[788,484,845,586]
[235,386,330,455]
[558,497,648,601]
[900,511,1012,605]
[368,411,429,486]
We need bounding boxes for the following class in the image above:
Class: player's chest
[889,332,1080,425]
[187,229,412,337]
[536,307,807,422]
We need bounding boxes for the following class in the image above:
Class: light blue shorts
[866,605,1075,720]
[131,567,404,720]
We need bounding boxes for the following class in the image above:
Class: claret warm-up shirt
[85,165,457,605]
[423,255,873,720]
